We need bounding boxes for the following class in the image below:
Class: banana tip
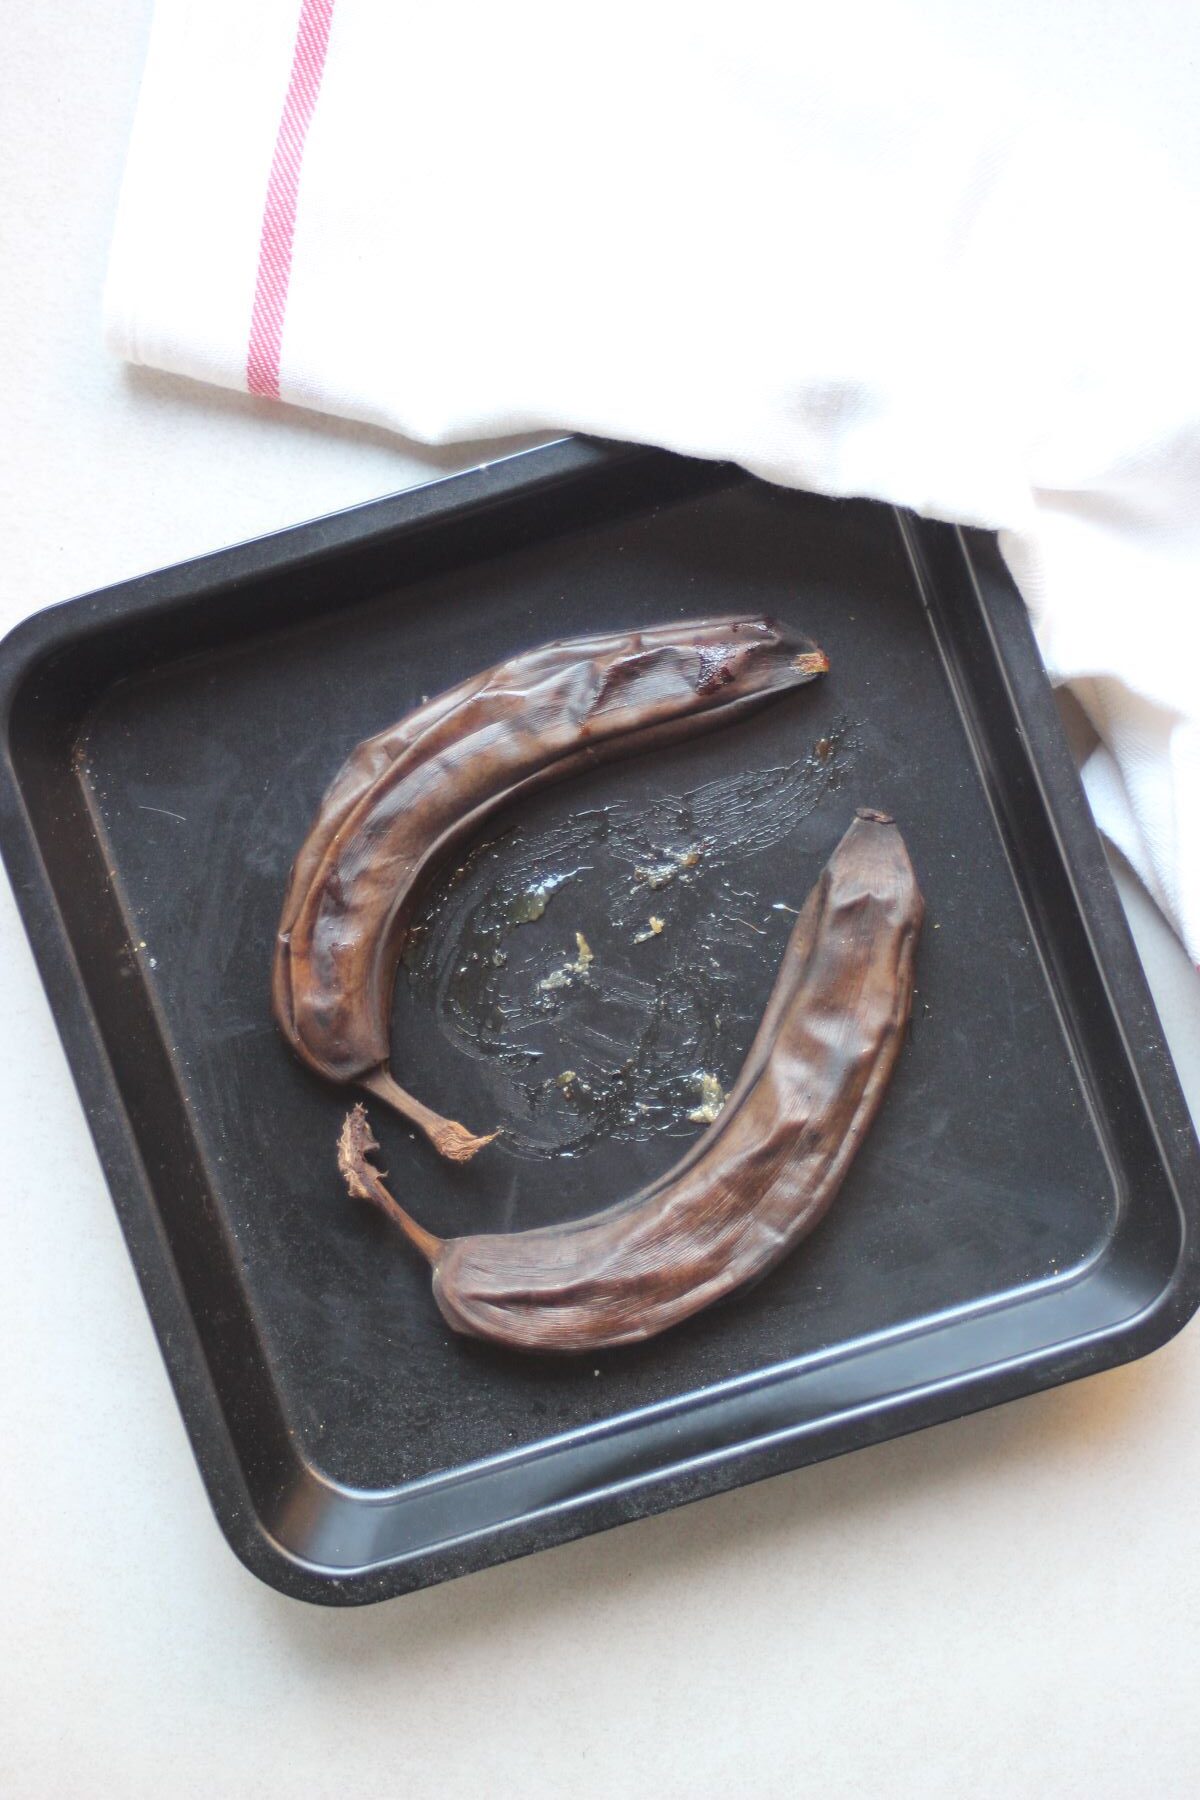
[434,1121,501,1163]
[793,649,830,677]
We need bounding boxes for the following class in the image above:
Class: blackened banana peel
[274,617,828,1159]
[340,811,923,1353]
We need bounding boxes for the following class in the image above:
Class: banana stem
[337,1105,444,1265]
[360,1066,498,1163]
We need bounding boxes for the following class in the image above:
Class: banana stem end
[337,1104,444,1265]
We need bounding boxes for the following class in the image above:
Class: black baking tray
[2,438,1197,1605]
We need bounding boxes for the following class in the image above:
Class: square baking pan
[2,437,1196,1605]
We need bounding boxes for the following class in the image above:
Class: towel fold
[106,0,1200,959]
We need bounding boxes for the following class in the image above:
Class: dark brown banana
[339,810,923,1352]
[274,617,828,1160]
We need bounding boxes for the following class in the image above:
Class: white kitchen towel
[106,0,1200,959]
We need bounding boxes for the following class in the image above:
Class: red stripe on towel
[246,0,336,398]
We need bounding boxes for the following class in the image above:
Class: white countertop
[4,4,1200,1795]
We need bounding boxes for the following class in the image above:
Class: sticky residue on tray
[538,931,594,992]
[686,1071,726,1124]
[401,725,853,1159]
